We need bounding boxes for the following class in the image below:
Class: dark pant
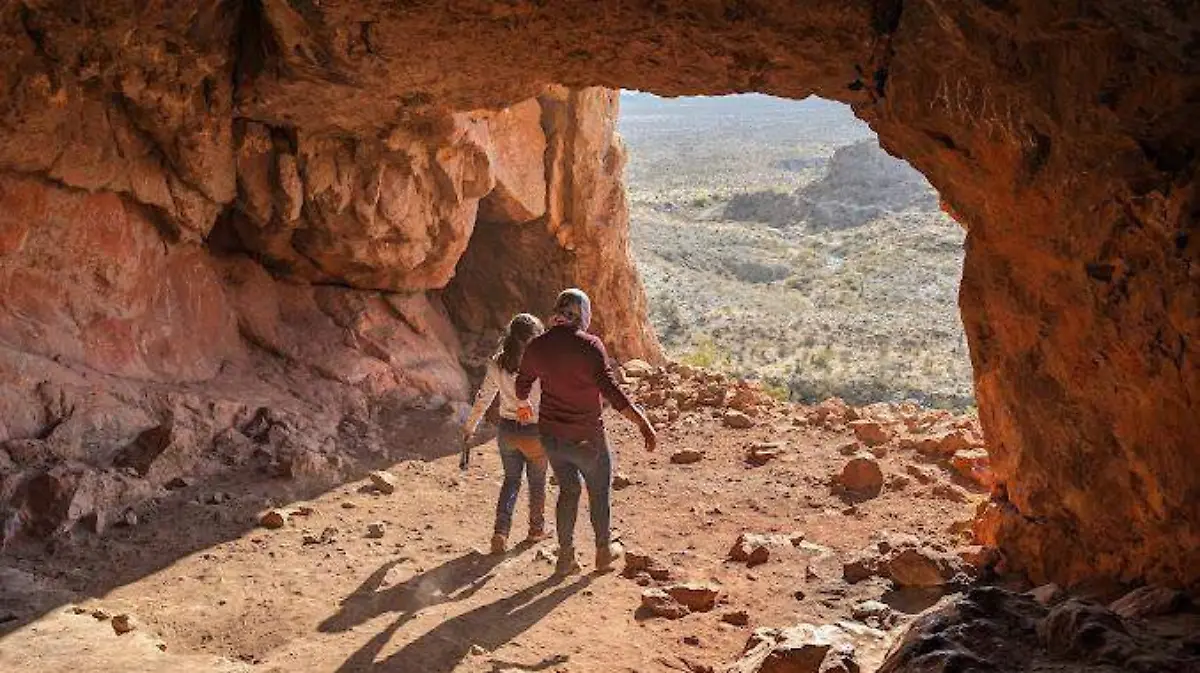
[494,421,547,537]
[542,430,612,551]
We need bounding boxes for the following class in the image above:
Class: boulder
[640,588,689,619]
[664,583,721,612]
[848,420,893,447]
[949,448,994,488]
[623,551,671,581]
[1108,586,1188,620]
[879,588,1198,672]
[729,624,859,673]
[723,410,755,429]
[368,471,399,495]
[836,456,884,497]
[729,533,790,567]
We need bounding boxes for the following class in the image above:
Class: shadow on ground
[333,574,593,673]
[0,408,468,637]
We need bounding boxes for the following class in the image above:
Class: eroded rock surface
[0,1,1195,590]
[877,588,1200,673]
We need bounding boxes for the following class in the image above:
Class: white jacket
[464,358,541,433]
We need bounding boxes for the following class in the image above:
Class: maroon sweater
[515,325,632,441]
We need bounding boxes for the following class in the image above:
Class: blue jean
[542,430,612,551]
[494,421,547,537]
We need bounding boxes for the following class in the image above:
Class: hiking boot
[490,533,507,555]
[554,547,581,577]
[595,541,623,573]
[526,527,550,543]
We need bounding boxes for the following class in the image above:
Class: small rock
[842,557,877,584]
[851,600,894,625]
[665,583,721,612]
[904,464,938,484]
[205,492,231,505]
[623,359,655,378]
[302,526,338,545]
[884,547,962,587]
[836,440,861,456]
[722,610,750,626]
[837,455,884,497]
[368,471,399,495]
[624,551,671,581]
[950,448,994,488]
[340,501,357,509]
[165,477,192,490]
[640,588,689,619]
[671,449,704,465]
[612,473,634,490]
[723,410,755,429]
[1109,586,1188,619]
[728,624,858,673]
[930,483,969,503]
[956,545,997,574]
[259,509,288,529]
[849,419,894,446]
[366,522,386,539]
[92,609,111,621]
[728,533,772,567]
[746,443,782,466]
[887,473,912,490]
[1026,583,1065,606]
[682,634,701,646]
[117,509,138,527]
[111,614,135,635]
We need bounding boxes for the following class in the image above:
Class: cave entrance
[620,92,974,409]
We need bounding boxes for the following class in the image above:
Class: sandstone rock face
[0,176,239,382]
[444,88,661,361]
[229,117,494,292]
[0,1,1196,590]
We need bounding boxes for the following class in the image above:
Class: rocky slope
[2,362,1195,673]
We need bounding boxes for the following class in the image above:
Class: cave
[0,0,1196,656]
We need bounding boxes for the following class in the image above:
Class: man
[515,288,657,575]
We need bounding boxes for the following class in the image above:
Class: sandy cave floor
[0,404,986,673]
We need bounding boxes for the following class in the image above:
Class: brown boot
[490,533,507,555]
[554,546,581,577]
[595,541,623,573]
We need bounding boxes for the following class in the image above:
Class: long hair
[495,313,544,373]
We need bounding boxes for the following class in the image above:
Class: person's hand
[641,422,657,452]
[516,403,534,424]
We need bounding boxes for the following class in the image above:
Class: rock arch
[0,1,1195,587]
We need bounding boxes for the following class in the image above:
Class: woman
[463,313,548,554]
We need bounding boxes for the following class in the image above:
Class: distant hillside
[619,92,974,408]
[723,139,940,230]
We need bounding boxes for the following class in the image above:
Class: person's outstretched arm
[463,363,499,440]
[591,341,656,452]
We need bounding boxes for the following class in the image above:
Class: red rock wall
[0,1,1196,587]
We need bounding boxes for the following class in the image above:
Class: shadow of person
[334,574,592,673]
[319,550,509,635]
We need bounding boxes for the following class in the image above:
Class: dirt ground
[0,397,986,673]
